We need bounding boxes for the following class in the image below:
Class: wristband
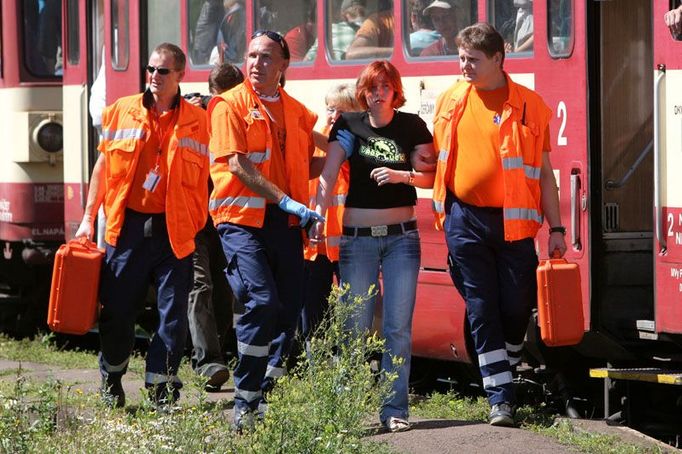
[549,226,566,235]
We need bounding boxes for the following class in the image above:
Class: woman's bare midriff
[343,206,416,227]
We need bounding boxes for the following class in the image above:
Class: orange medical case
[536,255,584,346]
[47,239,104,335]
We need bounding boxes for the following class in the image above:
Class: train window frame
[19,0,63,79]
[487,0,534,58]
[66,0,80,65]
[110,0,130,71]
[402,0,478,61]
[252,0,317,65]
[547,0,574,58]
[323,0,396,64]
[671,0,682,41]
[0,2,3,79]
[147,0,180,57]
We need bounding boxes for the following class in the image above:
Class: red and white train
[0,0,680,435]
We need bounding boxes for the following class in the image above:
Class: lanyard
[150,106,179,171]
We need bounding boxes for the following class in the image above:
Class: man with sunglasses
[208,30,321,429]
[75,43,210,410]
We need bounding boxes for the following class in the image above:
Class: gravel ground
[0,359,676,453]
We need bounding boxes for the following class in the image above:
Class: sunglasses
[251,30,290,59]
[145,65,174,75]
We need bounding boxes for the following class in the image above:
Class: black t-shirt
[329,111,433,209]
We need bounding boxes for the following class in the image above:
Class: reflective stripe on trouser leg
[98,211,163,380]
[443,194,533,406]
[217,206,301,412]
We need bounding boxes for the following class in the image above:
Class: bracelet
[549,226,566,235]
[407,171,415,186]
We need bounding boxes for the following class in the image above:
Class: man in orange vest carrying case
[431,23,566,427]
[74,43,209,409]
[208,30,321,429]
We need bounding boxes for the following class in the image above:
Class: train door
[530,0,590,330]
[105,0,142,102]
[652,1,682,339]
[588,0,655,346]
[62,0,102,238]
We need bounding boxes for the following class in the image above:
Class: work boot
[147,383,180,412]
[204,368,230,392]
[100,376,125,409]
[489,402,515,427]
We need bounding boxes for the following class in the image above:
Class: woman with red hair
[312,60,436,432]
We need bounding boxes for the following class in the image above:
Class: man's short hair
[153,42,186,71]
[456,22,505,65]
[208,63,244,95]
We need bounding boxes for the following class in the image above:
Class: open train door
[61,0,99,238]
[104,0,143,103]
[531,1,590,332]
[652,1,682,338]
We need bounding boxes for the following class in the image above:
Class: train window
[187,1,246,66]
[403,0,477,58]
[668,0,682,41]
[319,0,395,62]
[488,0,533,55]
[21,0,62,77]
[547,0,573,57]
[251,0,317,64]
[0,3,3,78]
[110,0,129,70]
[147,1,180,54]
[66,0,80,65]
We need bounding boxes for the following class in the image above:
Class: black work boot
[100,375,125,408]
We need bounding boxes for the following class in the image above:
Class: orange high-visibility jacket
[304,124,349,262]
[98,93,210,259]
[208,80,317,228]
[432,74,552,241]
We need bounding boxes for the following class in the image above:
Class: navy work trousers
[98,210,192,388]
[443,193,537,406]
[300,255,339,341]
[217,205,304,414]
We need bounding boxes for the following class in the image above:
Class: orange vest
[208,81,317,228]
[98,93,210,259]
[432,75,551,241]
[304,125,349,262]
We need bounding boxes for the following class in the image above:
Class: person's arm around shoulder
[74,153,106,239]
[540,151,567,257]
[665,4,682,38]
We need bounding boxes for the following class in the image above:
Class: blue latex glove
[336,129,356,159]
[278,195,325,227]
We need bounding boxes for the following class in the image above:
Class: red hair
[355,60,406,110]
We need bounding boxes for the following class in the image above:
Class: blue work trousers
[443,194,537,406]
[217,205,304,414]
[301,255,339,340]
[98,210,192,389]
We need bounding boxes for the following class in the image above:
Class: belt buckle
[371,225,388,237]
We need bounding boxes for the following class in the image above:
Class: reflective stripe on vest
[178,137,208,156]
[438,149,449,162]
[209,195,266,211]
[247,148,271,164]
[101,127,146,141]
[504,207,543,224]
[501,156,541,180]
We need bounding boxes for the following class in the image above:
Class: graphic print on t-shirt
[359,137,407,164]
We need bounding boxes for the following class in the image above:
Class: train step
[589,367,682,385]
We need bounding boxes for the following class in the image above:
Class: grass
[0,286,397,454]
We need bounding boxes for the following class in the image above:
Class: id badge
[143,169,161,192]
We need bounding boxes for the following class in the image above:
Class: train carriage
[0,0,680,435]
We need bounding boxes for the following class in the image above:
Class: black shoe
[100,376,125,408]
[204,369,230,392]
[147,383,180,411]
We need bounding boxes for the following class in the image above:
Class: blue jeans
[339,229,421,423]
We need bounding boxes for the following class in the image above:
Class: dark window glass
[547,0,573,57]
[188,0,247,66]
[253,0,317,64]
[147,0,180,54]
[22,0,63,77]
[489,0,533,55]
[67,0,80,65]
